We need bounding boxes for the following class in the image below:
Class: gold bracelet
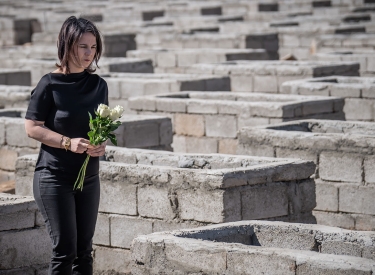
[60,135,64,149]
[64,137,71,152]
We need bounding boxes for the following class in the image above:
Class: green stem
[74,154,90,191]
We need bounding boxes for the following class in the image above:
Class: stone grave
[315,33,375,53]
[15,146,316,274]
[281,76,375,121]
[3,57,154,86]
[314,51,375,76]
[128,92,345,154]
[127,48,270,73]
[101,72,230,112]
[237,119,375,230]
[184,60,360,92]
[132,220,375,274]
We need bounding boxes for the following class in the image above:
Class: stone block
[231,75,253,92]
[156,52,176,68]
[99,180,137,216]
[159,119,173,146]
[355,214,375,231]
[237,144,275,157]
[339,185,375,215]
[319,152,362,183]
[177,189,241,223]
[138,186,175,220]
[241,183,289,220]
[218,139,238,155]
[253,75,278,93]
[93,246,132,275]
[205,115,237,138]
[185,136,218,153]
[330,83,362,98]
[163,240,227,273]
[313,211,355,230]
[93,213,110,246]
[0,227,50,270]
[364,156,375,184]
[0,148,18,171]
[238,117,270,128]
[344,98,373,121]
[110,215,153,249]
[187,101,218,114]
[123,122,160,148]
[276,148,318,163]
[227,250,295,275]
[152,220,200,233]
[315,182,339,212]
[5,120,38,148]
[174,114,205,137]
[320,241,362,257]
[156,98,186,113]
[0,210,35,231]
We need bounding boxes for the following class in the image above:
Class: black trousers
[33,169,100,275]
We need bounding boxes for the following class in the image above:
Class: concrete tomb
[132,220,375,274]
[127,48,270,73]
[237,119,375,231]
[129,92,345,154]
[281,76,375,121]
[184,60,360,92]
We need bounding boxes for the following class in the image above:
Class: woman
[25,16,108,275]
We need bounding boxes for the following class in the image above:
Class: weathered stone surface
[93,246,132,275]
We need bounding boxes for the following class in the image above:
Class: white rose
[97,104,110,118]
[109,105,124,121]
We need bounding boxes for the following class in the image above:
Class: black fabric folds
[25,71,109,179]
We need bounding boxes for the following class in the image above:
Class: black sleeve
[25,74,53,121]
[103,78,109,106]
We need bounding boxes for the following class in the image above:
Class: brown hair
[56,16,103,74]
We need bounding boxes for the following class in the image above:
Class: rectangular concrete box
[129,92,344,154]
[101,72,230,112]
[281,76,375,121]
[237,119,375,230]
[16,147,316,274]
[314,51,375,76]
[127,48,271,73]
[184,60,360,92]
[132,220,375,274]
[4,57,154,86]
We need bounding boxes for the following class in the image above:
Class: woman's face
[69,32,97,71]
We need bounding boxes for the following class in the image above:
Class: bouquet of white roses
[74,104,124,191]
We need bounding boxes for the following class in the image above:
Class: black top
[25,70,108,179]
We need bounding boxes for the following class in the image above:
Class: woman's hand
[86,141,107,157]
[70,138,90,154]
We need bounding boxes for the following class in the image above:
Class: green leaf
[109,135,117,146]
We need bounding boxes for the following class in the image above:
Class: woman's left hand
[86,141,107,157]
